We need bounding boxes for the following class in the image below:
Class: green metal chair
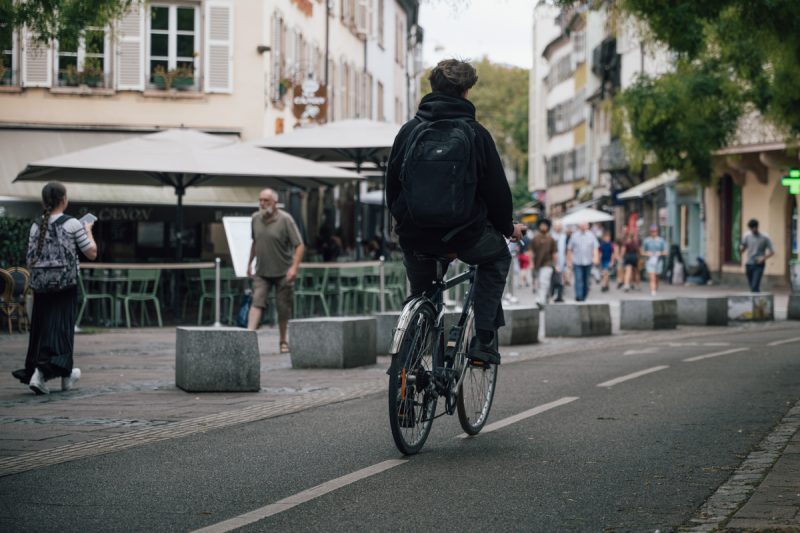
[294,267,330,317]
[119,269,162,328]
[384,262,407,310]
[353,265,383,314]
[324,267,359,316]
[77,271,115,327]
[197,267,237,325]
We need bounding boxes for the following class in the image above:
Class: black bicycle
[387,256,498,455]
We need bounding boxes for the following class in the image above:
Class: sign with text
[292,78,327,124]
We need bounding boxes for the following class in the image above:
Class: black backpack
[399,117,478,231]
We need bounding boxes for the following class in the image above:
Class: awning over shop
[546,182,576,206]
[617,170,678,200]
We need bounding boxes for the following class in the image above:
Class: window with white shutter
[116,4,144,90]
[204,0,233,93]
[22,29,52,87]
[56,27,109,88]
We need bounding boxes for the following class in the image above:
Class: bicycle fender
[388,297,435,356]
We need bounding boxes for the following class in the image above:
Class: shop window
[148,4,198,90]
[719,175,741,263]
[56,27,108,88]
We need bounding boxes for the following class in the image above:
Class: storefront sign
[78,206,153,222]
[292,78,327,124]
[782,168,800,194]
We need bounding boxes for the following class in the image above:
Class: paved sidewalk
[1,281,798,530]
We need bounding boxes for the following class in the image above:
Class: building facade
[0,0,420,262]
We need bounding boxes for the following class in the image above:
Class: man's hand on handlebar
[510,223,527,243]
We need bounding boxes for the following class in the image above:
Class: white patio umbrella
[251,119,402,258]
[558,207,614,226]
[251,119,401,164]
[15,128,361,259]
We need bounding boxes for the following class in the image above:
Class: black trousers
[403,224,511,333]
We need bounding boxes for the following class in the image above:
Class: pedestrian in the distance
[567,222,599,302]
[247,188,305,353]
[598,230,615,292]
[740,218,774,293]
[642,224,668,296]
[621,233,640,292]
[12,182,97,395]
[550,221,566,302]
[530,218,557,308]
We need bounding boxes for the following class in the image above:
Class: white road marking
[192,459,407,533]
[458,396,579,438]
[767,336,800,347]
[683,347,749,362]
[597,366,670,388]
[623,348,659,356]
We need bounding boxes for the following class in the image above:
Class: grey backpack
[27,215,79,293]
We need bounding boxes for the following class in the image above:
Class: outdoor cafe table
[81,262,216,323]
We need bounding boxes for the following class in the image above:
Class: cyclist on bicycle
[386,58,526,366]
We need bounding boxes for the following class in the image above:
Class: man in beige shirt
[247,189,305,353]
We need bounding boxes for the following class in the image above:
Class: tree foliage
[0,216,32,268]
[0,0,137,45]
[420,57,531,206]
[557,0,800,183]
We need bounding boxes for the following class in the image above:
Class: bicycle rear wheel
[456,312,498,435]
[388,302,438,455]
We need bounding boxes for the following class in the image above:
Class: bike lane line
[596,365,669,388]
[191,459,407,533]
[767,336,800,347]
[457,396,580,439]
[683,347,749,363]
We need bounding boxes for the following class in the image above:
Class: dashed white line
[458,396,580,438]
[596,366,669,388]
[767,336,800,347]
[683,347,749,362]
[192,459,407,533]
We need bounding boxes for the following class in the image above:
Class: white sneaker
[29,369,50,395]
[62,368,81,392]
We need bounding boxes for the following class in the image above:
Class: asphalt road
[2,325,799,532]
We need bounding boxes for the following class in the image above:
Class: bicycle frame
[388,263,476,403]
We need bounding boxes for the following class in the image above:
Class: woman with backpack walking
[11,182,97,395]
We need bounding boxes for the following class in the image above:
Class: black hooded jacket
[385,92,514,254]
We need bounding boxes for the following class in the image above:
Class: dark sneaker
[467,337,501,365]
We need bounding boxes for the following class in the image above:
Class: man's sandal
[280,342,290,354]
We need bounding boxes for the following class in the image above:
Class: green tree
[559,0,800,183]
[420,57,531,207]
[0,0,137,45]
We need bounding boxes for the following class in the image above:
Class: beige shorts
[252,275,293,322]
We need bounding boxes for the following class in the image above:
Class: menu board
[222,216,253,278]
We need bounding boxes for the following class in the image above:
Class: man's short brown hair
[428,59,478,97]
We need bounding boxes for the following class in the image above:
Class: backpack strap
[54,214,72,226]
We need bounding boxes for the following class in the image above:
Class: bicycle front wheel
[388,301,438,455]
[456,314,498,435]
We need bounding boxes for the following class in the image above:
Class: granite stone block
[620,299,678,330]
[375,311,401,354]
[728,293,774,321]
[499,306,539,345]
[289,316,376,368]
[544,302,611,337]
[677,296,729,326]
[175,327,260,392]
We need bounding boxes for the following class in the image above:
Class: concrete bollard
[788,294,800,320]
[620,299,678,330]
[728,293,774,321]
[289,316,377,368]
[375,311,401,355]
[677,296,729,326]
[544,302,611,337]
[175,327,260,392]
[499,306,540,345]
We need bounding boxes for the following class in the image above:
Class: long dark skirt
[12,286,78,383]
